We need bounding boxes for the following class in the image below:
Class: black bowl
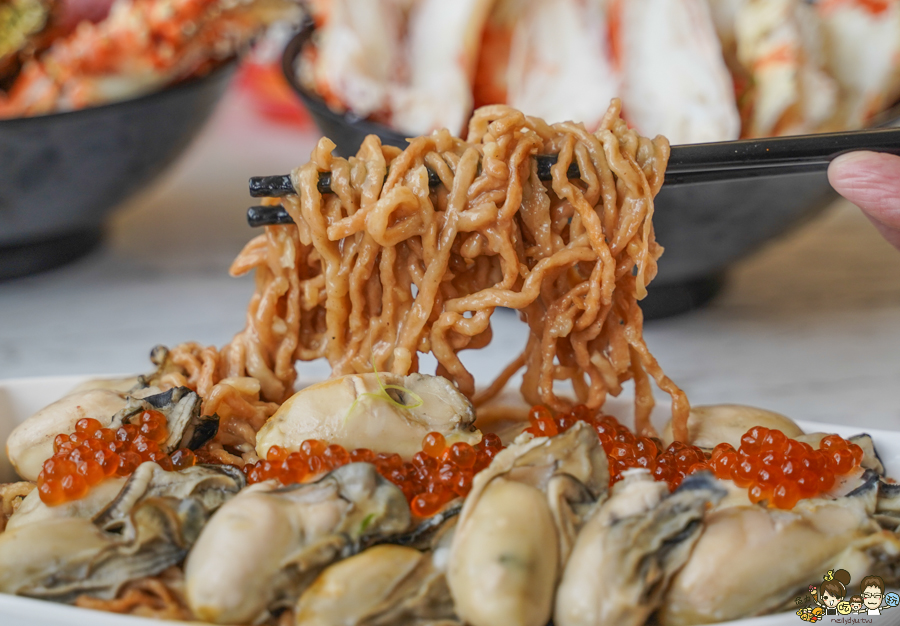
[0,63,235,280]
[281,25,886,318]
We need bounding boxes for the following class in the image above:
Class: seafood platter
[2,99,900,626]
[297,0,900,143]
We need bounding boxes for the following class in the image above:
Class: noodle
[161,99,689,450]
[74,567,192,620]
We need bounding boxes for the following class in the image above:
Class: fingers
[828,151,900,250]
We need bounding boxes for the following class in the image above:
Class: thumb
[828,151,900,250]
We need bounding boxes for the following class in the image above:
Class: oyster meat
[555,470,726,626]
[295,500,460,626]
[6,388,130,481]
[447,422,608,626]
[6,385,215,482]
[0,462,243,602]
[256,373,479,460]
[659,471,900,625]
[661,404,803,452]
[185,462,411,625]
[295,543,456,626]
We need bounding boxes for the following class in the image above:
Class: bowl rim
[281,21,900,145]
[0,59,236,127]
[280,19,411,146]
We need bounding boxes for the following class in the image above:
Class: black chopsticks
[247,126,900,228]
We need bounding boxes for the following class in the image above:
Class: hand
[828,151,900,251]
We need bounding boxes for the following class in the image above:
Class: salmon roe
[529,407,864,508]
[708,427,864,509]
[241,405,866,515]
[244,433,505,518]
[37,411,197,506]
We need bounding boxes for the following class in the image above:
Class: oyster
[294,494,461,626]
[0,462,243,601]
[108,386,219,453]
[554,471,726,626]
[875,477,900,532]
[0,481,33,532]
[6,385,217,482]
[661,404,803,451]
[447,422,608,626]
[795,432,886,477]
[6,476,127,531]
[6,388,130,481]
[256,373,479,460]
[295,543,456,626]
[185,462,411,625]
[659,475,900,625]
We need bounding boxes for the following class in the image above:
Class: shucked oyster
[659,471,900,625]
[0,462,243,602]
[256,373,480,460]
[6,387,130,481]
[447,422,609,626]
[295,504,460,626]
[108,386,219,454]
[555,470,726,626]
[185,462,411,625]
[661,404,803,451]
[6,385,217,481]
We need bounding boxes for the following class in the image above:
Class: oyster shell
[554,470,726,626]
[256,373,479,460]
[185,462,411,625]
[659,478,900,625]
[0,462,243,602]
[447,422,608,626]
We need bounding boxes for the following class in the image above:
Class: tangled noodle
[75,567,193,620]
[160,99,689,461]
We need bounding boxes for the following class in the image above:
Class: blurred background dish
[293,0,900,144]
[0,0,301,280]
[0,64,234,279]
[281,0,900,317]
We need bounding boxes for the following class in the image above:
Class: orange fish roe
[528,407,865,508]
[239,406,865,515]
[245,433,505,518]
[524,405,679,488]
[709,427,864,509]
[37,412,197,506]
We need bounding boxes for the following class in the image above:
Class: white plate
[1,375,899,626]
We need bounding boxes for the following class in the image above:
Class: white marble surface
[1,87,899,431]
